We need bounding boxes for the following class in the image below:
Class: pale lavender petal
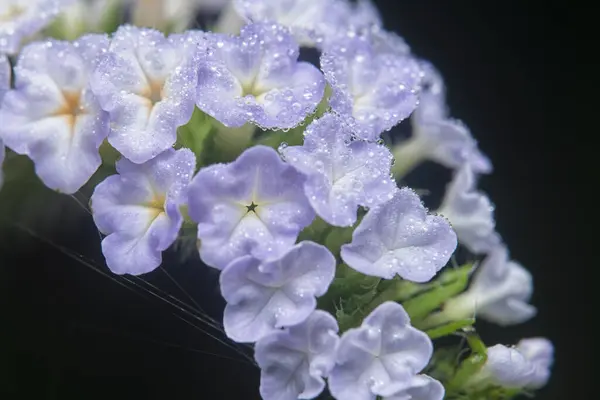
[220,241,335,342]
[282,113,396,227]
[483,344,536,389]
[196,23,324,129]
[0,54,9,101]
[516,338,554,389]
[91,26,201,163]
[438,164,501,254]
[255,310,340,400]
[90,148,195,275]
[381,375,445,400]
[322,35,421,141]
[0,0,73,55]
[341,188,457,283]
[187,145,315,270]
[329,302,434,400]
[0,36,110,194]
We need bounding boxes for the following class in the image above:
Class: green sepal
[176,107,215,168]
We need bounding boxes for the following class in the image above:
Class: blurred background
[1,0,584,399]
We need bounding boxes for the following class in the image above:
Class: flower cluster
[0,1,553,399]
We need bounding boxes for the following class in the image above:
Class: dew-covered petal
[329,302,434,400]
[91,26,201,163]
[220,241,335,342]
[195,23,324,129]
[282,113,396,227]
[341,188,457,282]
[255,310,340,400]
[380,375,445,400]
[187,145,315,269]
[0,0,73,55]
[322,35,421,141]
[0,36,110,194]
[0,54,9,101]
[438,164,500,254]
[90,148,196,275]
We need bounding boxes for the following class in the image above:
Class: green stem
[391,136,427,179]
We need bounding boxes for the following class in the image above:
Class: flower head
[437,164,501,254]
[91,26,201,163]
[444,243,536,325]
[321,34,421,141]
[408,62,491,173]
[0,0,73,55]
[477,338,553,390]
[341,188,457,283]
[329,301,439,400]
[196,22,324,129]
[187,145,315,270]
[90,148,196,275]
[282,113,397,227]
[220,241,335,343]
[0,35,110,194]
[254,309,340,400]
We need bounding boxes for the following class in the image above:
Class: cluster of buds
[0,1,553,399]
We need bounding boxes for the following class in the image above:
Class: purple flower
[0,35,110,194]
[437,164,501,254]
[234,0,381,48]
[442,243,536,325]
[406,62,491,173]
[282,113,397,227]
[187,145,315,270]
[90,148,196,275]
[341,188,457,283]
[380,375,445,400]
[195,23,324,129]
[220,241,335,343]
[91,26,202,164]
[0,0,73,55]
[478,338,553,390]
[329,302,438,400]
[254,310,340,400]
[321,34,421,141]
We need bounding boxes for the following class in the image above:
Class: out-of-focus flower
[53,0,122,40]
[130,0,196,32]
[328,302,440,400]
[196,23,324,129]
[392,62,491,177]
[341,188,457,283]
[91,26,202,163]
[0,54,7,189]
[281,113,396,227]
[90,148,196,275]
[220,241,335,342]
[437,164,501,254]
[321,34,421,141]
[435,243,536,325]
[187,145,315,270]
[0,0,73,55]
[0,35,110,194]
[470,338,553,390]
[254,310,340,400]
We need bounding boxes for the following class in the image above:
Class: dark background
[1,1,584,399]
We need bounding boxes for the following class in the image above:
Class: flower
[437,164,501,254]
[195,22,324,129]
[321,34,421,141]
[380,375,445,400]
[220,242,335,343]
[0,0,73,55]
[0,35,110,194]
[130,0,200,32]
[474,338,553,390]
[341,187,457,283]
[187,145,315,270]
[281,113,397,227]
[254,310,340,400]
[440,243,536,325]
[328,301,440,400]
[393,62,491,175]
[235,0,381,48]
[90,148,196,275]
[90,25,201,163]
